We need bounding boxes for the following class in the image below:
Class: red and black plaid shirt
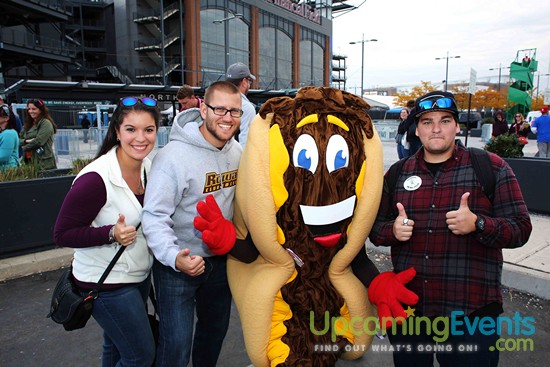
[370,141,532,317]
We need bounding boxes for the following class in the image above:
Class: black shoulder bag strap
[468,147,496,203]
[91,169,147,297]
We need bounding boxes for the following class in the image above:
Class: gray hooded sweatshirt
[142,108,242,270]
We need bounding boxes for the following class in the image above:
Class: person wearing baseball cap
[226,62,256,148]
[370,90,532,366]
[531,105,550,157]
[412,90,459,120]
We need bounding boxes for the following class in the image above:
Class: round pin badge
[404,175,422,191]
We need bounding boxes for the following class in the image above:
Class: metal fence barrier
[374,122,399,142]
[54,129,80,157]
[481,124,493,142]
[156,126,172,148]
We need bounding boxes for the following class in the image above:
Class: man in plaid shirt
[369,91,532,366]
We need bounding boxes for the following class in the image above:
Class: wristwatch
[108,226,116,243]
[475,215,486,233]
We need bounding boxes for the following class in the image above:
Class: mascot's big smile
[299,195,356,247]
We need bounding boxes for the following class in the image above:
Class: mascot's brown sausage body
[229,87,384,366]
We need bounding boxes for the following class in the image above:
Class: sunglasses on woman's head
[120,97,157,107]
[29,99,44,107]
[0,105,9,116]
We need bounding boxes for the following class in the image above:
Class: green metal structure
[507,48,537,121]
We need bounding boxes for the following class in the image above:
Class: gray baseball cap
[226,62,256,80]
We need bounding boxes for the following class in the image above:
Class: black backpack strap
[468,147,496,202]
[385,157,408,196]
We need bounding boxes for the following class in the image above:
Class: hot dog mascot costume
[194,86,418,366]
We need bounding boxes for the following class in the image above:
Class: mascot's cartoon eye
[293,134,319,173]
[326,135,349,173]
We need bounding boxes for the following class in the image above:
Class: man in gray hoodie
[142,81,243,366]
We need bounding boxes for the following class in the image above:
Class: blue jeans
[397,142,409,159]
[152,256,231,367]
[387,315,500,367]
[87,277,155,367]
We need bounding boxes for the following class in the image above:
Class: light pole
[489,63,510,108]
[435,51,461,91]
[536,73,550,99]
[349,34,377,97]
[489,63,510,93]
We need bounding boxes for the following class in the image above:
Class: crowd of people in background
[392,100,550,159]
[0,95,59,172]
[3,76,550,177]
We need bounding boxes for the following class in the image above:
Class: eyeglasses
[417,96,456,111]
[120,97,157,107]
[205,103,243,118]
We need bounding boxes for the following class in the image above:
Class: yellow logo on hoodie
[203,169,238,193]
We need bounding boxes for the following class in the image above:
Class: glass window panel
[277,31,292,89]
[201,8,250,84]
[228,18,250,66]
[201,9,226,75]
[300,41,312,87]
[259,27,276,89]
[312,43,323,86]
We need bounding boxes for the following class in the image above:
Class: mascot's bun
[229,87,384,367]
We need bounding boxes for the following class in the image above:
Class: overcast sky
[331,0,550,93]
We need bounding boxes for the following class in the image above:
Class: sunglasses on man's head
[417,97,456,111]
[120,97,157,107]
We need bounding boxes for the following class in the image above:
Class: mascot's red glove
[193,194,236,255]
[368,267,419,329]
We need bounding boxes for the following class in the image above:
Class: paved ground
[0,252,548,367]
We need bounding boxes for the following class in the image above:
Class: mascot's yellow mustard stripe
[347,160,367,236]
[267,122,358,363]
[267,270,296,367]
[269,124,289,245]
[296,114,350,132]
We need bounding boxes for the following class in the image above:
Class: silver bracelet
[108,226,116,243]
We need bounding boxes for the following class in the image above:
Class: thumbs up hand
[393,202,414,241]
[445,192,477,235]
[113,213,138,246]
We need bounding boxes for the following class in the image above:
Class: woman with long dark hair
[54,97,160,367]
[395,108,410,159]
[509,112,530,138]
[19,99,58,170]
